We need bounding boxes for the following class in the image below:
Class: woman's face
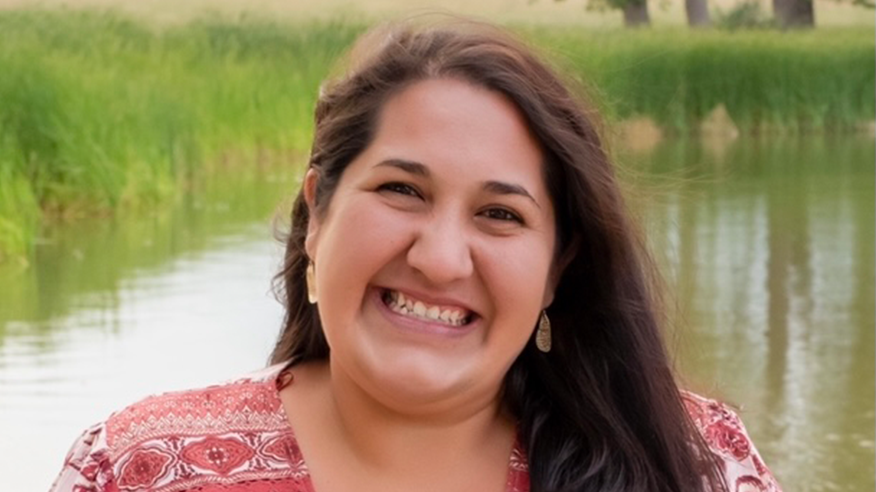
[304,78,557,413]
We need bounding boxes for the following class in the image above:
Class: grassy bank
[0,10,360,259]
[533,27,875,133]
[0,9,873,260]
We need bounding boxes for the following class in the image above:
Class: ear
[303,168,321,261]
[542,268,558,309]
[543,237,576,309]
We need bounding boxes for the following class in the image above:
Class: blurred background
[0,0,872,490]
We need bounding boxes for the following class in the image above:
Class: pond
[1,136,872,492]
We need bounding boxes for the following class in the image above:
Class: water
[630,136,875,491]
[1,137,872,491]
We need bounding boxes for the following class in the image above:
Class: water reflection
[0,164,297,339]
[0,138,872,491]
[0,161,299,490]
[626,136,875,491]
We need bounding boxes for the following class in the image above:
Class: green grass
[529,27,875,133]
[0,10,362,260]
[0,9,873,261]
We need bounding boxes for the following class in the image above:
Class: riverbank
[0,9,873,260]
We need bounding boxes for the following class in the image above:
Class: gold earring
[306,261,318,304]
[536,310,551,353]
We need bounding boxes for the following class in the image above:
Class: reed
[0,10,872,260]
[529,27,875,133]
[0,10,360,259]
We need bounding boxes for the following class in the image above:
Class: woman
[52,19,781,492]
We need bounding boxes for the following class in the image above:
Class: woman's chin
[349,352,485,412]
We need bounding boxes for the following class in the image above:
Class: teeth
[413,301,426,316]
[385,290,470,326]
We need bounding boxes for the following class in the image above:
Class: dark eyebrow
[375,158,430,177]
[483,181,540,209]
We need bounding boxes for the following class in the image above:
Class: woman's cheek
[351,205,417,256]
[319,200,417,288]
[485,236,552,295]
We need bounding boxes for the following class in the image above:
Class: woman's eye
[482,208,523,224]
[378,182,421,198]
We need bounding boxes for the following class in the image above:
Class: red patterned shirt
[50,364,780,492]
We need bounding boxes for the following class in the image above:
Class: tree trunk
[623,0,650,27]
[685,0,711,27]
[773,0,815,28]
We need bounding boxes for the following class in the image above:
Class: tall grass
[0,10,362,260]
[0,9,872,260]
[530,27,875,133]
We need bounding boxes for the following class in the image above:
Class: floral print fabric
[682,392,781,492]
[50,364,781,492]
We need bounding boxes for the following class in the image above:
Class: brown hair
[272,18,727,492]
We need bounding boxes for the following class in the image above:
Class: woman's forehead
[368,78,546,186]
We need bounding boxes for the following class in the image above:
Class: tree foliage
[847,0,875,9]
[570,0,646,12]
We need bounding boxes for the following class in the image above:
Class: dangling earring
[536,310,551,353]
[306,261,318,304]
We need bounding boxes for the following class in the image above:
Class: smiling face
[304,78,557,413]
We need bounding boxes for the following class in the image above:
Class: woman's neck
[328,358,512,468]
[282,360,516,492]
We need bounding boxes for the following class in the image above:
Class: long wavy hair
[272,19,727,492]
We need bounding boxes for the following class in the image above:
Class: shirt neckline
[267,362,529,492]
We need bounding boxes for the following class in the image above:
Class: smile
[381,289,474,327]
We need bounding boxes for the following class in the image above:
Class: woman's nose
[405,213,474,285]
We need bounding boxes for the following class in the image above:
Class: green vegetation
[0,156,298,334]
[531,27,875,132]
[0,9,873,260]
[0,10,361,260]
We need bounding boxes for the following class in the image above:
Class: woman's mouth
[381,289,476,327]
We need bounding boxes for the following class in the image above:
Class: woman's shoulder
[104,364,290,448]
[681,391,782,492]
[50,363,311,492]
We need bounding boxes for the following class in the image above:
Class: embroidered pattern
[683,391,782,492]
[51,366,780,492]
[52,367,313,492]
